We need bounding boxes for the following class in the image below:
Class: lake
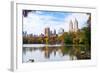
[22,44,91,63]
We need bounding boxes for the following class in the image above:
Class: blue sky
[23,10,90,35]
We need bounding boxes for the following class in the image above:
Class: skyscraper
[69,20,73,32]
[23,31,27,37]
[69,18,79,32]
[73,18,78,32]
[45,27,50,37]
[54,29,56,35]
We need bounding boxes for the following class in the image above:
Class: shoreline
[23,44,87,48]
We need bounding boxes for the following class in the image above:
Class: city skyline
[23,17,79,36]
[23,10,90,35]
[23,27,63,37]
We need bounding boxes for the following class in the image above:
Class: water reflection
[22,45,91,63]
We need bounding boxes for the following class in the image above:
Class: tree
[80,27,90,45]
[64,32,73,44]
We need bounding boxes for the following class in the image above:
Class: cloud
[23,11,66,35]
[64,13,89,29]
[23,11,89,35]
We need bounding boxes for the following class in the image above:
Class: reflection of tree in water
[68,45,91,60]
[60,45,91,60]
[23,47,27,54]
[23,44,91,63]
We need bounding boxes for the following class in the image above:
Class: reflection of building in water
[40,46,72,59]
[54,49,57,56]
[58,46,67,56]
[43,47,62,58]
[69,18,79,32]
[44,47,50,58]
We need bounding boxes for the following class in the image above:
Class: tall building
[23,31,27,37]
[69,20,73,32]
[45,27,50,37]
[73,18,78,32]
[50,30,53,35]
[69,18,79,32]
[54,29,56,35]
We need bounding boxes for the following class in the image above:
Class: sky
[23,10,90,35]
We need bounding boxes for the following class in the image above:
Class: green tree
[64,32,73,44]
[79,27,90,45]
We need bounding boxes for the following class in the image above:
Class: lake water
[22,44,90,63]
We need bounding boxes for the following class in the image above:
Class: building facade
[45,27,50,37]
[69,18,79,32]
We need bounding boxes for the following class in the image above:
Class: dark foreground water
[22,44,91,63]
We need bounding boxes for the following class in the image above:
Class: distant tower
[69,18,79,32]
[58,28,64,36]
[45,27,50,37]
[73,18,78,32]
[69,20,73,32]
[54,29,56,35]
[23,31,27,37]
